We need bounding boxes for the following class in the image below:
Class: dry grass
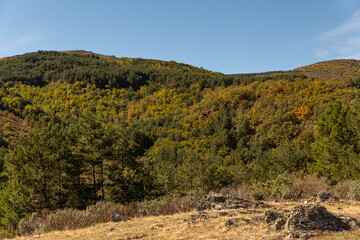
[12,210,281,240]
[11,200,360,240]
[17,194,202,236]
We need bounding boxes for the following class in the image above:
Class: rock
[253,201,271,208]
[218,210,236,216]
[151,224,164,229]
[284,205,350,231]
[339,216,360,229]
[274,217,286,231]
[225,219,237,227]
[196,194,227,211]
[249,215,264,221]
[316,192,339,202]
[110,214,130,222]
[253,193,264,201]
[284,230,315,239]
[187,212,214,223]
[265,210,284,224]
[264,205,359,238]
[212,195,226,203]
[318,192,331,201]
[224,218,249,228]
[197,194,270,211]
[237,209,264,214]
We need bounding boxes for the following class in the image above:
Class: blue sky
[1,0,360,73]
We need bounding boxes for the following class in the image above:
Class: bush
[291,172,331,198]
[17,192,203,236]
[18,201,124,236]
[220,184,253,199]
[349,180,360,201]
[136,192,202,216]
[251,173,294,200]
[0,228,13,239]
[250,172,332,200]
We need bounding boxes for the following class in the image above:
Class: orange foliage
[292,103,315,122]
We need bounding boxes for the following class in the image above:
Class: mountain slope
[295,59,360,79]
[1,51,360,237]
[0,50,220,89]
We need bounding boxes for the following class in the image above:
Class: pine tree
[310,101,360,182]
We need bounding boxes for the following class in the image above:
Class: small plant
[0,228,13,239]
[251,173,294,200]
[292,172,331,198]
[349,180,360,201]
[220,184,253,200]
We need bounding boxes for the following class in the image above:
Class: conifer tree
[310,101,360,181]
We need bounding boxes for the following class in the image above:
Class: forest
[1,50,360,234]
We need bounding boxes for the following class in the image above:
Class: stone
[224,218,249,228]
[110,214,130,222]
[339,216,360,229]
[284,230,315,239]
[197,194,270,211]
[317,192,331,201]
[196,194,227,211]
[284,205,350,231]
[225,219,237,228]
[187,212,213,223]
[265,210,284,224]
[316,192,339,202]
[274,217,286,231]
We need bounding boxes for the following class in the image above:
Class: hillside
[295,59,360,79]
[1,51,360,238]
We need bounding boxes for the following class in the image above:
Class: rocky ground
[12,193,360,240]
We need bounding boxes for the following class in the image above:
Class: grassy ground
[11,200,360,240]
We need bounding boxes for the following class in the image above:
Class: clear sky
[1,0,360,74]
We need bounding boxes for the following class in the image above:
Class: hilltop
[1,51,360,238]
[295,59,360,79]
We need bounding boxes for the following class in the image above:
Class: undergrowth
[15,174,360,237]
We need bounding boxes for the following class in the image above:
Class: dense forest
[1,50,360,234]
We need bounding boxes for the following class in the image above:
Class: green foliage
[251,173,294,200]
[2,52,360,234]
[5,119,65,210]
[254,140,312,180]
[309,101,360,182]
[0,178,33,233]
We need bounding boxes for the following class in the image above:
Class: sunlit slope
[295,59,360,79]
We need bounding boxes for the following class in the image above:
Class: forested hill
[0,50,222,89]
[1,50,360,234]
[295,59,360,79]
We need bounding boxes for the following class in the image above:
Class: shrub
[17,192,203,236]
[0,228,13,239]
[220,184,253,199]
[251,173,294,200]
[18,201,125,236]
[348,180,360,201]
[250,172,332,200]
[333,180,360,200]
[136,192,201,217]
[291,172,331,198]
